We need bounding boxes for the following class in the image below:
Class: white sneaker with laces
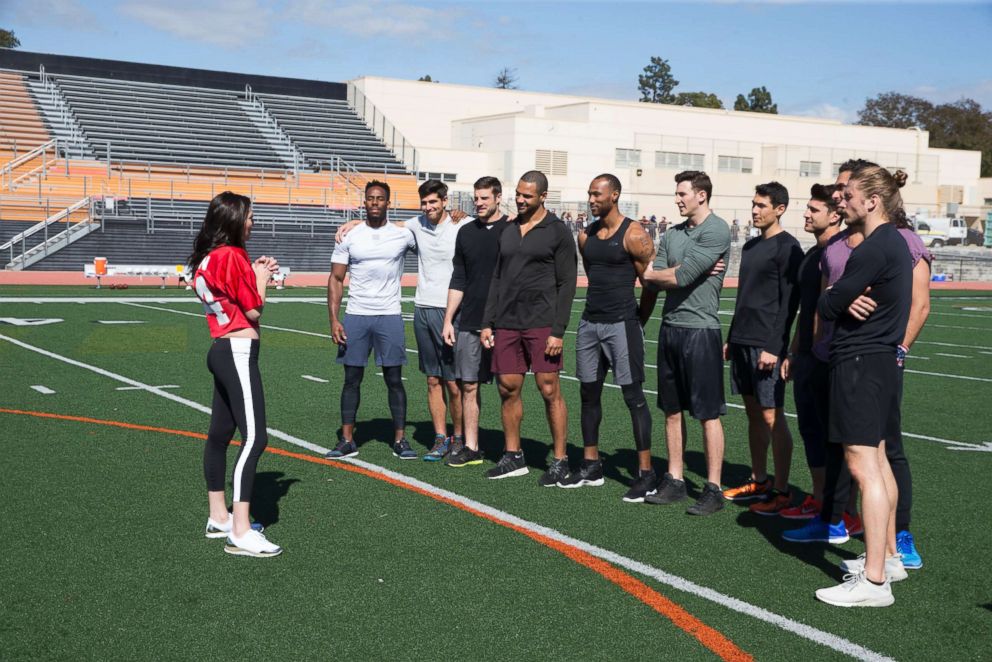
[205,513,264,539]
[224,529,283,558]
[815,572,894,607]
[838,553,908,582]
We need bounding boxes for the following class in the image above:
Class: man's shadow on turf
[249,471,300,528]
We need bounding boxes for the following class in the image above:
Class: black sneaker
[486,451,529,479]
[622,470,658,503]
[538,457,570,487]
[644,472,687,505]
[687,482,725,516]
[557,460,605,488]
[392,437,417,460]
[446,446,483,467]
[448,435,466,458]
[325,438,358,459]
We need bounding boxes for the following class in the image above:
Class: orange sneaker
[722,478,772,502]
[749,491,792,516]
[844,512,864,537]
[781,495,821,520]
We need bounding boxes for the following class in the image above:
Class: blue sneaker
[325,438,358,459]
[782,518,850,544]
[897,530,923,569]
[392,437,417,460]
[423,434,450,462]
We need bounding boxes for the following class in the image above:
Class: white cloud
[787,102,857,123]
[11,0,99,29]
[118,0,274,49]
[911,80,992,108]
[284,0,454,37]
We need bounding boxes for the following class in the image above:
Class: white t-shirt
[331,222,415,315]
[406,213,463,308]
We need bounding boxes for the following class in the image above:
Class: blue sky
[3,0,991,122]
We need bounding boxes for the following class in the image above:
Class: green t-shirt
[655,212,731,329]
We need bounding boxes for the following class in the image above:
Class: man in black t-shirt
[723,182,803,514]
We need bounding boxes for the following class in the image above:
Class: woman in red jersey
[187,192,282,558]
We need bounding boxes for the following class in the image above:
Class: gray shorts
[575,318,645,386]
[413,306,456,380]
[454,329,492,383]
[336,314,407,367]
[729,343,785,409]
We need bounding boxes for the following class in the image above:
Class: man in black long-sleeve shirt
[814,166,911,609]
[441,177,508,468]
[481,170,578,484]
[723,183,803,514]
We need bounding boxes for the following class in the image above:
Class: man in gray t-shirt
[640,170,730,516]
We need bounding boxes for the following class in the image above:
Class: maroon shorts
[492,327,562,374]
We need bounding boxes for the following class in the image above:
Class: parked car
[964,228,984,246]
[914,221,949,248]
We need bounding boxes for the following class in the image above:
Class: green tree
[638,56,679,104]
[856,92,933,128]
[494,67,518,90]
[417,75,436,83]
[674,91,723,109]
[0,29,20,48]
[734,86,778,113]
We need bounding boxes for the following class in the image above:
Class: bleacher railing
[0,139,61,191]
[244,85,304,177]
[347,83,418,175]
[1,196,93,268]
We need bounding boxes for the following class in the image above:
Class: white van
[912,217,967,248]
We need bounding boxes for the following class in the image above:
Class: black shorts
[828,352,901,447]
[729,343,786,408]
[656,324,726,420]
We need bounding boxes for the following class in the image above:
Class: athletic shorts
[336,314,407,367]
[454,329,492,383]
[656,324,726,420]
[413,306,456,380]
[492,327,562,375]
[828,352,901,447]
[729,343,786,409]
[792,351,829,468]
[575,318,644,386]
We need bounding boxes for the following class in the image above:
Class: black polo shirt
[448,215,508,332]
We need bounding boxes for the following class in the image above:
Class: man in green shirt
[640,170,730,516]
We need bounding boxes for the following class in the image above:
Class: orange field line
[1,406,751,662]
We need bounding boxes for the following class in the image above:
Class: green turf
[1,287,991,661]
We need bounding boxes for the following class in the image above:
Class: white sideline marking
[0,331,892,662]
[302,375,329,383]
[116,384,179,391]
[98,320,146,325]
[934,352,969,359]
[31,385,55,394]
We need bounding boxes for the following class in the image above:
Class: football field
[1,285,990,661]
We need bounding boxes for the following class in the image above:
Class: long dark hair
[187,192,252,273]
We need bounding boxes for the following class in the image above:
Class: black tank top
[583,217,638,322]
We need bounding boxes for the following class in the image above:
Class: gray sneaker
[644,473,687,505]
[392,437,417,460]
[687,482,725,516]
[538,457,570,487]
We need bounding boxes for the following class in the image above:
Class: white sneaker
[838,553,908,582]
[205,513,264,539]
[224,529,282,558]
[815,572,894,608]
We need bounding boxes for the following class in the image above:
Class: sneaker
[423,434,450,462]
[538,457,570,487]
[392,437,417,460]
[486,451,529,480]
[325,438,358,459]
[722,477,772,502]
[205,514,264,539]
[224,529,282,558]
[782,518,849,544]
[446,445,483,467]
[839,554,909,583]
[781,495,821,520]
[844,512,864,537]
[557,460,605,488]
[748,490,792,516]
[896,530,923,569]
[448,435,466,458]
[622,470,658,503]
[815,572,894,608]
[687,482,726,516]
[644,473,687,505]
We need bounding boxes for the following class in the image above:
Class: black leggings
[580,380,652,452]
[341,365,406,429]
[204,338,268,503]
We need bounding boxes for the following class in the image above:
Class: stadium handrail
[347,82,419,175]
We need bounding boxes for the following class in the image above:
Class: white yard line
[301,375,329,383]
[30,385,55,394]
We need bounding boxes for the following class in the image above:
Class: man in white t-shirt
[326,180,418,460]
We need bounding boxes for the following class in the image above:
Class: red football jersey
[193,245,263,338]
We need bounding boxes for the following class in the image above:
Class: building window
[615,148,641,168]
[536,149,568,176]
[718,155,753,174]
[799,161,821,177]
[418,171,456,182]
[656,151,705,170]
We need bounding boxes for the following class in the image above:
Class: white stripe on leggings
[229,337,256,502]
